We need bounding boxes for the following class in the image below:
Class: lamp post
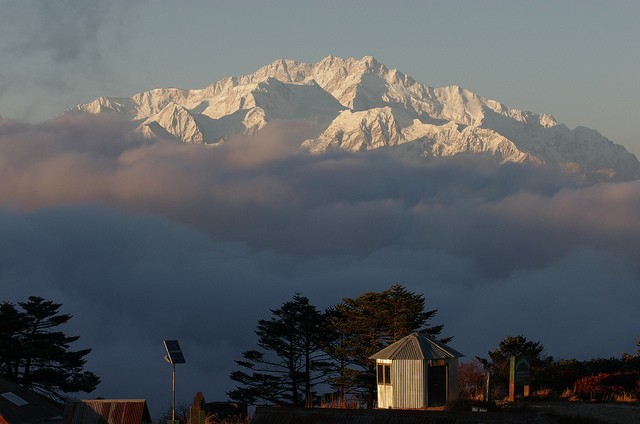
[163,340,186,424]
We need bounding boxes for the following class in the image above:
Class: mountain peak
[359,55,382,69]
[64,55,639,180]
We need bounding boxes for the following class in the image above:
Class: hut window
[377,364,391,385]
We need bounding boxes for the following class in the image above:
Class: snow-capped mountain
[65,55,639,180]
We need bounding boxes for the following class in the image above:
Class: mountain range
[65,55,639,180]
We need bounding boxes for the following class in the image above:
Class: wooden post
[509,356,532,402]
[483,369,491,402]
[508,356,516,402]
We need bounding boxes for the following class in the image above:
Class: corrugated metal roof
[61,400,152,424]
[369,333,464,360]
[0,377,63,424]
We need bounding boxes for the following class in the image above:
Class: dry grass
[613,392,639,403]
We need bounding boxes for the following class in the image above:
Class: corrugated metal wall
[377,358,459,409]
[393,359,427,409]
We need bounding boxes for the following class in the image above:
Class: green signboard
[510,356,532,385]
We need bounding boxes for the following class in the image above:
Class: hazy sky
[1,0,639,154]
[1,0,639,418]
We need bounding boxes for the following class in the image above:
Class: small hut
[369,332,464,409]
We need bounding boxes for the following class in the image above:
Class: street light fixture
[163,340,186,424]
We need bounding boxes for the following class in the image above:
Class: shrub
[573,371,640,401]
[457,360,484,399]
[560,388,581,402]
[531,388,555,399]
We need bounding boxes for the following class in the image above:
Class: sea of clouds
[1,114,638,413]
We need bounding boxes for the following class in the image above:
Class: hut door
[427,365,447,406]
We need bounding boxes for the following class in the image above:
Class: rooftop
[369,333,464,360]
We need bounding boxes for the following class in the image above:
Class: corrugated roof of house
[369,333,464,360]
[0,377,64,424]
[61,400,152,424]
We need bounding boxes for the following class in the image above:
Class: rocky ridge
[65,56,639,180]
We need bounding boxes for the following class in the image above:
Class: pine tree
[488,335,545,364]
[327,284,447,407]
[0,301,26,379]
[486,334,546,396]
[228,294,331,407]
[0,296,100,400]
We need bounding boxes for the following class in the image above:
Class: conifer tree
[228,294,331,407]
[0,301,26,380]
[0,296,100,400]
[486,334,546,396]
[327,284,447,407]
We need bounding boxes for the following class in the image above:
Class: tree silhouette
[0,296,100,400]
[486,334,546,396]
[327,284,447,407]
[228,294,331,407]
[488,335,544,364]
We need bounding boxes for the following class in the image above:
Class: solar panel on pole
[163,340,186,364]
[163,340,185,424]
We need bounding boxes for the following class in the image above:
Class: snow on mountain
[71,96,137,118]
[304,107,406,152]
[401,120,540,164]
[136,102,205,144]
[64,55,639,180]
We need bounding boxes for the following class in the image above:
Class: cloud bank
[1,115,638,414]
